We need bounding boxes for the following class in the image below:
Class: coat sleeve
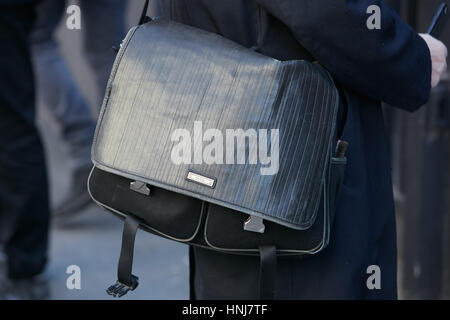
[255,0,432,111]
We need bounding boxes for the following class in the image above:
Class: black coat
[160,0,431,299]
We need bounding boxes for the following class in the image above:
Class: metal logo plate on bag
[186,171,216,188]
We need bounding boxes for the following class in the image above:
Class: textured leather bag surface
[88,17,346,298]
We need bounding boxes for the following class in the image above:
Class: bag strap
[106,215,140,297]
[259,245,277,300]
[139,0,151,25]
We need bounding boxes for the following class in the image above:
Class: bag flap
[92,19,340,230]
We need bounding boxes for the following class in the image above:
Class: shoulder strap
[139,0,151,25]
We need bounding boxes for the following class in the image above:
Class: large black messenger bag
[88,15,347,299]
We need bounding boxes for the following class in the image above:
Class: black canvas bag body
[88,13,347,299]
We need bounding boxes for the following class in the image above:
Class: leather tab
[106,215,140,297]
[259,245,277,300]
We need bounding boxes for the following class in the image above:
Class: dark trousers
[0,4,50,279]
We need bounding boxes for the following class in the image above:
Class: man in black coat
[159,0,447,299]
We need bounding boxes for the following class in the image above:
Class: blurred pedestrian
[0,0,50,299]
[31,0,126,219]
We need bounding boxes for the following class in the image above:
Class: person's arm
[256,0,438,111]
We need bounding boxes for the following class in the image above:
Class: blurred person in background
[161,0,447,299]
[0,0,50,299]
[31,0,126,220]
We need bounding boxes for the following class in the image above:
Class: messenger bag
[88,4,347,299]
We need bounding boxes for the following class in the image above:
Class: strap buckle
[106,275,139,298]
[244,215,265,233]
[130,180,150,195]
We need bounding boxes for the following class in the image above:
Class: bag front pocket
[88,167,204,241]
[203,200,328,254]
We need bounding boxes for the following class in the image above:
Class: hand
[419,33,448,88]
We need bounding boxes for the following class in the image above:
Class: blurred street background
[38,0,189,299]
[387,0,450,299]
[30,0,450,299]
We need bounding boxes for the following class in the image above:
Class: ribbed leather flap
[92,19,340,230]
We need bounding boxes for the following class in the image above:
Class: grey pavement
[37,1,189,300]
[46,207,189,300]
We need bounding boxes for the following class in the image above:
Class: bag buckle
[106,275,139,298]
[130,180,150,195]
[244,215,265,233]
